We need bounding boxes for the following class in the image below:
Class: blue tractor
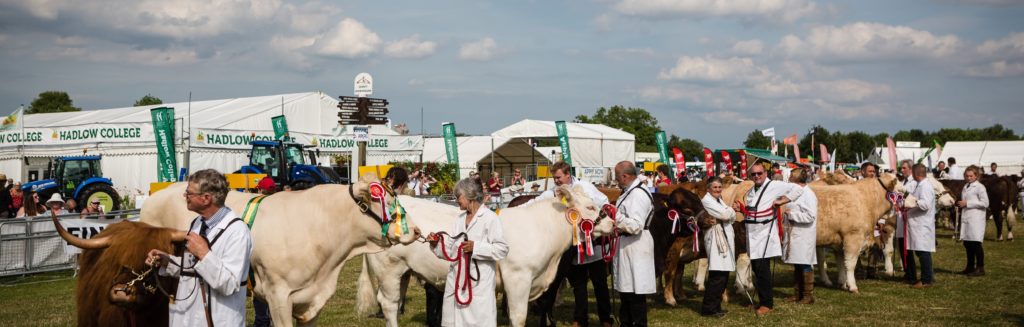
[238,140,343,190]
[25,156,121,212]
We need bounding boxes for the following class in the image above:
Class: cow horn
[51,210,112,249]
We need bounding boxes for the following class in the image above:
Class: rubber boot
[799,271,815,304]
[784,269,802,302]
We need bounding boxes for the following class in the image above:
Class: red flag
[783,134,798,145]
[739,150,748,179]
[792,143,801,163]
[720,150,733,173]
[703,148,714,174]
[819,144,830,163]
[672,147,685,175]
[886,137,898,172]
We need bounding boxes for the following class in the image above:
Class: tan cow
[140,176,420,327]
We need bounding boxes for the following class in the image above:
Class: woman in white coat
[779,168,818,304]
[428,178,509,327]
[699,177,735,318]
[958,166,988,277]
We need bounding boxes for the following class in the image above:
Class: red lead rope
[436,233,473,305]
[887,192,909,268]
[737,201,784,241]
[600,204,618,263]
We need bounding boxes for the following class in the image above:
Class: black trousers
[964,241,985,270]
[750,258,774,309]
[701,270,729,315]
[536,249,574,326]
[618,292,647,327]
[424,283,443,327]
[568,259,613,326]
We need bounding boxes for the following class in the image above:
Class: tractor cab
[241,140,341,189]
[24,156,121,212]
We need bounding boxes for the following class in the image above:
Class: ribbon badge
[686,217,700,252]
[667,209,680,235]
[368,182,390,224]
[579,219,595,263]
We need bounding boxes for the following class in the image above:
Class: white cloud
[964,32,1024,77]
[658,56,770,84]
[613,0,821,24]
[41,46,200,66]
[593,14,613,32]
[976,32,1024,58]
[384,34,437,59]
[606,48,657,60]
[776,22,962,61]
[965,61,1024,77]
[458,37,497,61]
[315,18,381,58]
[699,110,769,126]
[940,0,1024,5]
[731,39,764,55]
[55,36,87,46]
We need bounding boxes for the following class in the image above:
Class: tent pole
[184,92,191,178]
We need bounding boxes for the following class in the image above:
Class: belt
[181,271,248,286]
[743,218,776,224]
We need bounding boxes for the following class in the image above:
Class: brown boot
[799,271,815,304]
[785,269,803,302]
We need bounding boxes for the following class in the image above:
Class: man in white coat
[778,168,818,304]
[731,163,801,317]
[946,157,964,180]
[612,161,656,327]
[529,161,613,327]
[904,164,937,288]
[147,169,253,327]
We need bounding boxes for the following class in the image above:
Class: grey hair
[188,169,229,206]
[619,164,638,177]
[899,159,914,169]
[454,177,485,202]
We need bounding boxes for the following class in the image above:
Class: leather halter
[348,183,391,225]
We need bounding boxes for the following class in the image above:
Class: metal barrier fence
[0,209,141,277]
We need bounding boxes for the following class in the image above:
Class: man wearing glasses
[146,169,252,326]
[731,163,802,317]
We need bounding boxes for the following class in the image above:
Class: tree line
[18,90,162,115]
[743,124,1021,163]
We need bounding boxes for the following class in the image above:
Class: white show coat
[947,165,964,180]
[700,193,735,272]
[783,186,818,265]
[433,206,508,327]
[612,179,657,294]
[160,208,252,327]
[959,181,989,242]
[905,178,936,252]
[744,180,801,260]
[526,177,609,264]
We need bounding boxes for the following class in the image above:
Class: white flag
[0,107,23,132]
[761,127,775,138]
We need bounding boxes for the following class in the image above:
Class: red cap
[257,177,276,191]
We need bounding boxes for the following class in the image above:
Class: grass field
[2,220,1023,326]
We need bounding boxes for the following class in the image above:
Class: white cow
[357,184,615,327]
[140,177,420,327]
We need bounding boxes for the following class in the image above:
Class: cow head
[353,173,421,245]
[878,173,904,195]
[554,184,615,237]
[53,212,186,325]
[929,176,956,208]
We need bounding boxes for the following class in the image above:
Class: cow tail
[356,256,380,316]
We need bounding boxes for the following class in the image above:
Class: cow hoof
[697,285,705,292]
[665,298,677,306]
[849,288,860,294]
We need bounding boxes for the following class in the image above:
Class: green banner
[150,107,178,182]
[271,115,289,140]
[555,120,572,167]
[655,131,672,176]
[442,123,460,178]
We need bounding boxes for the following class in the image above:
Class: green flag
[271,115,289,140]
[150,107,178,182]
[555,120,572,167]
[655,131,672,175]
[442,123,460,178]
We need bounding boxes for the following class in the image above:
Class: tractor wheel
[77,183,121,214]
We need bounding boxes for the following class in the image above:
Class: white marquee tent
[871,146,942,171]
[0,92,422,192]
[940,141,1024,175]
[422,136,552,179]
[490,119,635,170]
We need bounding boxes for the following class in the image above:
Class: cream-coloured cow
[140,177,420,327]
[356,184,615,327]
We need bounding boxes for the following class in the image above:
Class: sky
[1,0,1023,148]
